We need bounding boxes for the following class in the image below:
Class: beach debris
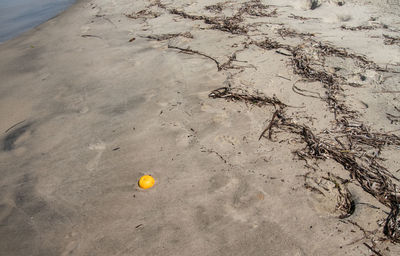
[288,13,317,21]
[4,120,26,134]
[143,32,193,41]
[168,45,222,70]
[209,87,286,108]
[3,122,32,151]
[277,28,315,39]
[238,0,277,17]
[127,0,400,243]
[125,9,160,19]
[138,175,155,189]
[169,8,248,35]
[204,3,225,13]
[383,34,400,46]
[209,87,400,242]
[81,34,102,39]
[304,0,322,10]
[327,174,355,219]
[303,172,355,218]
[340,25,377,31]
[148,0,166,8]
[253,38,287,50]
[363,242,384,256]
[259,110,281,141]
[275,49,292,56]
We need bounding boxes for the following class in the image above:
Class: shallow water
[0,0,76,42]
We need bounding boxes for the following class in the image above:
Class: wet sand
[1,0,400,255]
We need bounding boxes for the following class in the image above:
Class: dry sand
[1,0,400,255]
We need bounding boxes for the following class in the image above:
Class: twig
[168,45,222,71]
[363,242,384,256]
[292,83,322,99]
[259,110,279,140]
[4,120,26,133]
[81,34,102,39]
[275,50,292,56]
[276,75,291,81]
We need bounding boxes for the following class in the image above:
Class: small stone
[307,0,322,10]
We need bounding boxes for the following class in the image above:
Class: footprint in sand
[86,141,106,171]
[200,103,233,126]
[68,95,89,114]
[215,135,240,146]
[61,232,80,256]
[80,25,91,34]
[0,201,15,223]
[305,173,354,218]
[207,174,264,224]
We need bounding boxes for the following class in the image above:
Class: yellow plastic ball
[138,175,155,189]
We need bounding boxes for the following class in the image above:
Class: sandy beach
[1,0,400,255]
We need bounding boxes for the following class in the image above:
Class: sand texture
[1,0,400,255]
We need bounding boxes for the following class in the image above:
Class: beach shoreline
[1,0,400,255]
[0,0,80,43]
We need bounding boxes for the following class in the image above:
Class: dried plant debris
[291,47,340,86]
[125,9,161,19]
[148,0,166,8]
[383,34,400,46]
[209,87,286,108]
[311,41,376,68]
[209,87,400,242]
[238,0,277,18]
[126,0,400,243]
[169,8,248,35]
[144,32,193,41]
[386,113,400,124]
[329,174,355,219]
[204,3,225,13]
[259,109,282,140]
[303,172,355,219]
[385,205,400,243]
[219,50,248,70]
[167,44,250,72]
[363,242,384,256]
[168,45,223,70]
[253,38,380,98]
[169,0,277,35]
[340,25,377,31]
[277,28,315,38]
[253,38,287,50]
[288,13,318,21]
[254,39,385,120]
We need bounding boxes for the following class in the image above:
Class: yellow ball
[138,175,155,189]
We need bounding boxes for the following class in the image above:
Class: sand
[0,0,400,255]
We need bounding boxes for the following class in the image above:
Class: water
[0,0,76,42]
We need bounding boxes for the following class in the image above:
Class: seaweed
[143,32,193,41]
[209,87,400,242]
[383,34,400,46]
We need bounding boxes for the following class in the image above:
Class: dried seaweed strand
[259,109,280,140]
[168,45,222,70]
[209,87,400,242]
